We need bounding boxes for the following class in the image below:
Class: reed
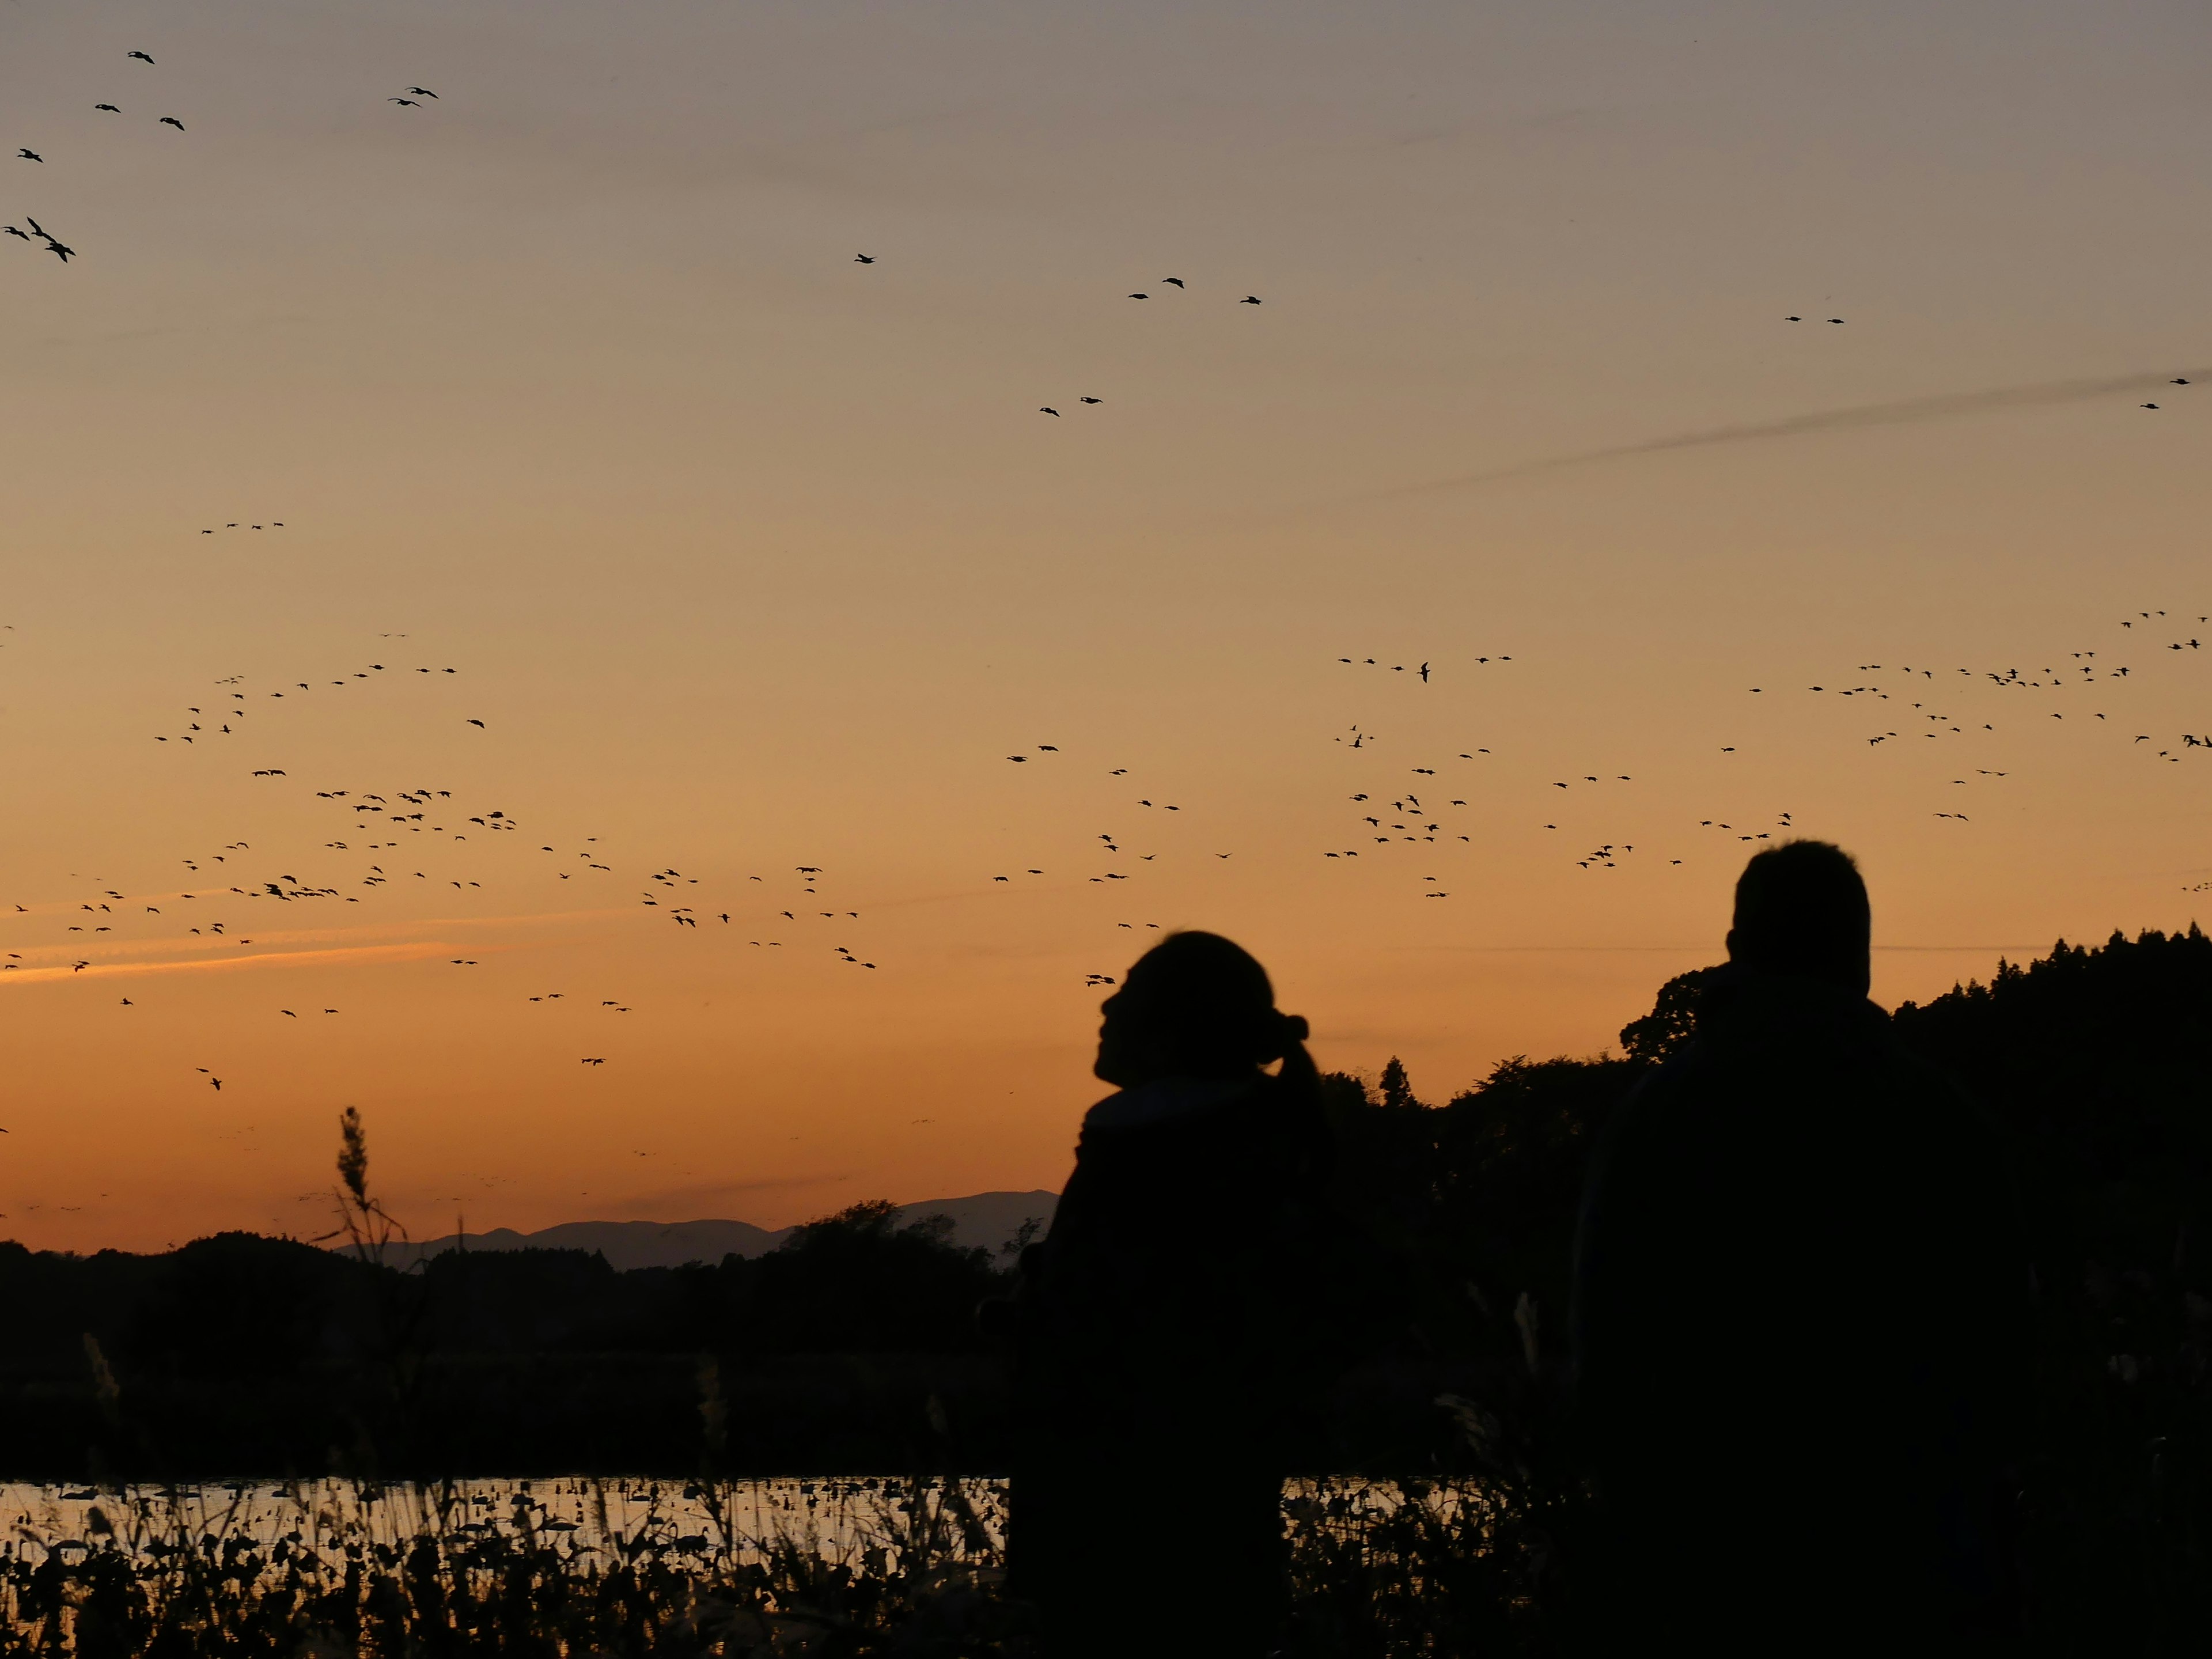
[0,1471,1550,1657]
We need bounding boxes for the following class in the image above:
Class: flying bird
[467,718,484,728]
[17,149,42,162]
[128,51,154,63]
[1127,292,1147,299]
[1080,396,1103,404]
[1418,662,1430,682]
[94,104,119,113]
[1039,407,1059,416]
[404,86,439,98]
[159,116,184,130]
[1238,296,1262,304]
[854,253,874,263]
[389,97,421,107]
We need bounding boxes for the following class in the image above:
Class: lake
[2,1476,1004,1572]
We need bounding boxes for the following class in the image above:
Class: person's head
[1726,840,1872,996]
[1094,930,1309,1087]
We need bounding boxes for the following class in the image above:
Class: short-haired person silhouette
[1002,931,1324,1659]
[1573,843,2033,1651]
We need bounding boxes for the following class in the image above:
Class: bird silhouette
[128,50,154,63]
[389,97,421,107]
[17,149,43,162]
[467,718,485,728]
[1039,407,1059,416]
[159,116,184,130]
[404,86,439,98]
[854,253,874,263]
[1079,396,1102,404]
[1238,296,1262,304]
[1127,292,1147,299]
[94,104,119,113]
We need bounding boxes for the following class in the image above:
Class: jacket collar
[1084,1073,1260,1132]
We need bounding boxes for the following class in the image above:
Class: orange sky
[3,0,2208,1252]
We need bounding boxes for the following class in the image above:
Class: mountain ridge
[369,1190,1059,1272]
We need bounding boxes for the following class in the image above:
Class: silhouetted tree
[1616,965,1724,1065]
[1379,1055,1423,1111]
[740,1200,1003,1354]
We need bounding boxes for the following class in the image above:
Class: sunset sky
[4,0,2207,1253]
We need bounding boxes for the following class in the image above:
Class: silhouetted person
[1001,931,1324,1659]
[1573,842,2032,1653]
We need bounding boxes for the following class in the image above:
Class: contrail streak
[1378,366,2206,495]
[0,941,453,986]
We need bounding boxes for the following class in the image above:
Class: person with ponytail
[999,931,1328,1659]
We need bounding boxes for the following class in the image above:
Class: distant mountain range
[372,1190,1060,1272]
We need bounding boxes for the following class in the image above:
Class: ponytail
[1268,1013,1330,1175]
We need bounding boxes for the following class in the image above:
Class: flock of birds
[1,647,905,1086]
[5,49,440,264]
[0,590,2201,1108]
[851,256,1262,416]
[3,36,2206,1137]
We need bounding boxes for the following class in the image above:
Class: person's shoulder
[1585,1046,1707,1184]
[1874,1025,2001,1139]
[1615,1039,1710,1119]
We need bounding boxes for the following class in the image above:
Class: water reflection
[1,1475,1465,1568]
[1,1476,1003,1571]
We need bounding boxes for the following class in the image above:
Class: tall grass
[0,1472,1552,1657]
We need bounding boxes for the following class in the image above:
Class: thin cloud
[0,907,639,984]
[1377,366,2210,495]
[1,941,456,986]
[0,911,646,986]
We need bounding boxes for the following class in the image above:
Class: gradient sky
[4,0,2207,1253]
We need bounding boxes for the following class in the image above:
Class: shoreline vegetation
[3,927,2207,1652]
[0,1474,1528,1658]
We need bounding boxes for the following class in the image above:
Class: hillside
[377,1190,1059,1271]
